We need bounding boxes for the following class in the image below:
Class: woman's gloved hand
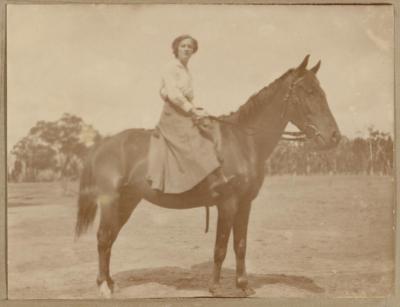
[190,107,211,129]
[190,107,209,119]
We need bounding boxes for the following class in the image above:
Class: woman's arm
[161,66,194,113]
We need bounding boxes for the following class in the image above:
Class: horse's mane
[220,69,294,125]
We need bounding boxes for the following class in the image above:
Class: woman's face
[177,38,195,63]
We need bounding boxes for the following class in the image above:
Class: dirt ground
[7,175,394,299]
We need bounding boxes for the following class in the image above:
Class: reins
[208,116,306,141]
[197,72,318,143]
[281,132,307,142]
[200,85,309,143]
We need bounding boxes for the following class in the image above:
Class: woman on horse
[146,34,231,196]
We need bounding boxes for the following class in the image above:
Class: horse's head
[284,55,341,150]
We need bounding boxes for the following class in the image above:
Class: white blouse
[159,58,195,113]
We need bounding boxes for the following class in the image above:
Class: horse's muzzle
[314,129,341,150]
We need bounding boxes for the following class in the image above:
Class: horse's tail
[75,161,98,238]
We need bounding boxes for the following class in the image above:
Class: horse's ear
[297,54,310,71]
[310,60,321,74]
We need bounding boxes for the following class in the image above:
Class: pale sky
[7,4,394,150]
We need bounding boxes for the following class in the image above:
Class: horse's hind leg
[97,188,142,298]
[96,197,118,298]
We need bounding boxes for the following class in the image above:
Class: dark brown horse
[75,55,340,298]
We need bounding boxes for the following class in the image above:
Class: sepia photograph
[5,3,395,301]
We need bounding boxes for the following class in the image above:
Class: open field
[7,175,394,299]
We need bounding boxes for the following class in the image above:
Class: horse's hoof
[236,276,248,289]
[99,281,113,299]
[209,283,223,297]
[241,287,256,297]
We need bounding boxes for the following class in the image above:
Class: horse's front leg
[233,200,255,296]
[209,198,238,296]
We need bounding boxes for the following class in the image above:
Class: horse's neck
[233,83,291,162]
[249,101,289,161]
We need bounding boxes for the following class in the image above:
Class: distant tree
[10,113,102,182]
[10,135,48,181]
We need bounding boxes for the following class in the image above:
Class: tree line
[8,115,393,182]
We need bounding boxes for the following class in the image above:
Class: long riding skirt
[146,100,221,194]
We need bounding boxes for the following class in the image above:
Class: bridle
[202,74,321,142]
[280,75,322,142]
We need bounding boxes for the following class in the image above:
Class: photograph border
[0,0,398,306]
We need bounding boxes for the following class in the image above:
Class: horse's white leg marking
[99,281,112,299]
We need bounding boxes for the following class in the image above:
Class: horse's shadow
[113,261,324,297]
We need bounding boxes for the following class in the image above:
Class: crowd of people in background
[266,130,393,176]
